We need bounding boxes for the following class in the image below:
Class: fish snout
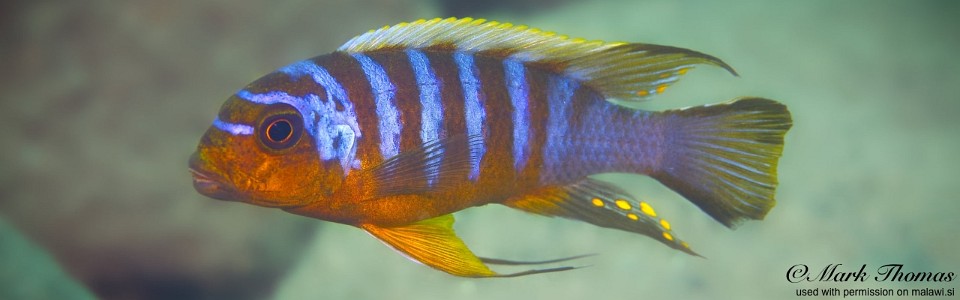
[189,151,240,201]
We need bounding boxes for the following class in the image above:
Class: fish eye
[267,119,293,142]
[258,106,303,151]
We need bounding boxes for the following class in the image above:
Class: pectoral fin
[351,135,481,200]
[362,214,579,277]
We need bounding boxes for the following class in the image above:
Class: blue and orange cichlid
[189,17,792,277]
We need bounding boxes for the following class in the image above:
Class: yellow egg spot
[655,84,668,94]
[627,213,638,221]
[659,72,671,78]
[681,241,690,248]
[678,68,689,75]
[614,199,631,210]
[637,90,649,96]
[660,219,671,230]
[591,198,604,207]
[639,202,657,217]
[662,232,674,241]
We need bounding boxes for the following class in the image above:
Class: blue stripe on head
[504,58,529,172]
[454,52,486,181]
[352,53,401,159]
[542,75,579,183]
[236,82,361,174]
[212,117,254,135]
[275,60,360,172]
[406,49,444,186]
[279,60,353,112]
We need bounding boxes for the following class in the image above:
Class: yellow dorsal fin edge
[338,17,737,102]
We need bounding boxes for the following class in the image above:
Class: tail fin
[652,97,792,228]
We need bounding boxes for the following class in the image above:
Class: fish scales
[290,49,624,201]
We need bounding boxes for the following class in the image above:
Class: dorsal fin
[338,17,737,102]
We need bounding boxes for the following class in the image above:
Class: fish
[189,17,792,277]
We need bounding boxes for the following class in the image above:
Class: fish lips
[188,152,241,201]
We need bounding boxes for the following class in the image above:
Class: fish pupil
[267,119,293,143]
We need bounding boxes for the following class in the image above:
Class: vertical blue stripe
[406,49,444,186]
[542,75,579,183]
[504,58,529,172]
[352,53,401,159]
[454,52,485,181]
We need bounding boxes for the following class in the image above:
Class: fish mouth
[189,152,241,201]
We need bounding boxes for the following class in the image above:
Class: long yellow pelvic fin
[361,214,579,277]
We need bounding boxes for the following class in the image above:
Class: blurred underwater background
[1,0,958,299]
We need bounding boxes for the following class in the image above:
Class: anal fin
[362,214,581,277]
[503,178,697,256]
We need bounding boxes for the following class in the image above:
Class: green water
[2,0,958,299]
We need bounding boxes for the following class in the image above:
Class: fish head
[189,78,344,209]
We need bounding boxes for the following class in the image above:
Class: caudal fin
[653,97,792,228]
